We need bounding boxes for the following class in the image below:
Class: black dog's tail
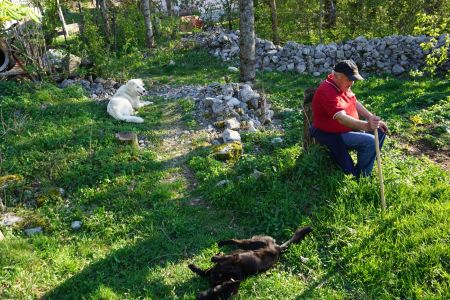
[280,226,312,251]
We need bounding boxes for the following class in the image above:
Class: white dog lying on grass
[107,79,153,123]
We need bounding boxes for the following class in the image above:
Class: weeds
[0,47,449,299]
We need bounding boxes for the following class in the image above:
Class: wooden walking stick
[374,129,386,211]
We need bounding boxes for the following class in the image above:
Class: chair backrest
[302,87,317,150]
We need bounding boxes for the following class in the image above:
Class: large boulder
[43,49,81,77]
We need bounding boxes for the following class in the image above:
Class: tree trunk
[141,0,154,48]
[56,0,69,39]
[112,7,118,53]
[324,0,336,28]
[318,0,323,43]
[99,0,112,42]
[267,0,279,45]
[166,0,172,16]
[227,2,233,31]
[239,0,255,83]
[221,0,235,31]
[77,1,85,37]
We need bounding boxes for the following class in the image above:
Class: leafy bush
[413,13,450,76]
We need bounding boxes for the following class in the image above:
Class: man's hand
[368,115,388,132]
[379,120,388,133]
[368,115,381,131]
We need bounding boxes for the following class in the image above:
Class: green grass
[0,46,449,299]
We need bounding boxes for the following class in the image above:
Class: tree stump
[303,87,316,151]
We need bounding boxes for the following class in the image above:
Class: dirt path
[151,99,206,203]
[403,141,450,172]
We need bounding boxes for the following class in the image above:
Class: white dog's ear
[135,79,144,86]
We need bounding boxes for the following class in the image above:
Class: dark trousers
[310,127,386,177]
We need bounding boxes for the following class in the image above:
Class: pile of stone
[201,29,450,76]
[58,77,121,101]
[194,82,274,145]
[57,77,275,161]
[146,84,205,100]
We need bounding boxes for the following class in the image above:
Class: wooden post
[303,87,316,151]
[374,129,386,211]
[56,0,69,40]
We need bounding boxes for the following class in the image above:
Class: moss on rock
[212,142,243,162]
[214,120,226,129]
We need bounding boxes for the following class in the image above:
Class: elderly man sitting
[310,60,388,177]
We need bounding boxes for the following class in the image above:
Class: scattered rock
[115,132,138,142]
[300,256,310,263]
[247,120,257,132]
[216,179,230,187]
[0,229,4,241]
[251,169,263,179]
[271,137,284,144]
[59,79,75,88]
[71,221,82,230]
[225,118,240,130]
[223,129,241,143]
[24,227,43,236]
[188,197,203,206]
[213,142,243,162]
[1,214,24,226]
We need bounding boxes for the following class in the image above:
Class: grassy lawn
[0,45,449,299]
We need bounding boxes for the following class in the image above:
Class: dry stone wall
[201,30,449,76]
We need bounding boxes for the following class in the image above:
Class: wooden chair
[302,87,316,151]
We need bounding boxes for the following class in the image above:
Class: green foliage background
[254,0,450,44]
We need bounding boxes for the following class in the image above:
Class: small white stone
[216,180,230,187]
[225,118,240,130]
[226,97,241,107]
[24,227,43,236]
[271,137,284,144]
[223,129,241,143]
[71,221,82,230]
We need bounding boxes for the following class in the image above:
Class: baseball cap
[333,60,364,81]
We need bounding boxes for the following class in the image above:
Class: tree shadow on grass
[294,217,396,299]
[41,218,217,300]
[40,147,241,299]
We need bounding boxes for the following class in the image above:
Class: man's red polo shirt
[312,74,359,133]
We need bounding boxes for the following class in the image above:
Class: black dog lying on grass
[189,226,313,300]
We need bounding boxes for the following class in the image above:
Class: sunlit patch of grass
[0,46,449,299]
